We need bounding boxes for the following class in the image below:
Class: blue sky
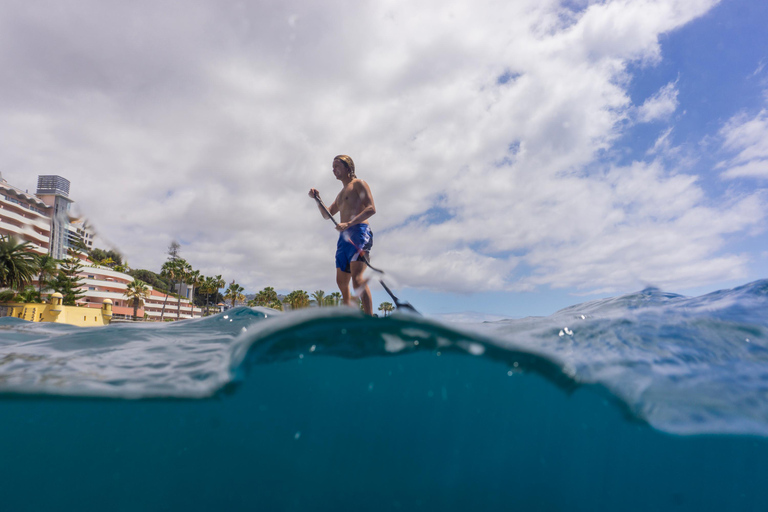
[372,0,768,318]
[0,0,766,318]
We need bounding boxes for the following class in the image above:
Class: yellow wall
[1,301,112,326]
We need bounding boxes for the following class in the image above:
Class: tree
[159,258,189,321]
[36,254,59,299]
[90,248,123,267]
[199,276,214,315]
[249,286,283,310]
[311,290,326,307]
[167,240,180,260]
[187,269,202,308]
[253,287,278,306]
[124,280,151,321]
[378,302,394,316]
[213,274,225,311]
[0,236,38,291]
[128,269,169,292]
[283,290,310,310]
[96,257,115,267]
[175,260,192,319]
[199,274,225,315]
[224,281,245,308]
[50,252,85,305]
[19,286,42,303]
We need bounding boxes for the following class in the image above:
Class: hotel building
[0,173,53,255]
[1,173,203,321]
[143,287,203,321]
[34,175,82,260]
[78,264,202,321]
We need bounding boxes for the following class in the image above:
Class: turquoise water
[1,280,767,511]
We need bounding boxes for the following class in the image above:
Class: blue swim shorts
[336,223,373,273]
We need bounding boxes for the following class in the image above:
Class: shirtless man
[308,155,376,315]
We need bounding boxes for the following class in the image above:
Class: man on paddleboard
[309,155,376,315]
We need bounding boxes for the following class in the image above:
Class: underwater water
[1,280,767,511]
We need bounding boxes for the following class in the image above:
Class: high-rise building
[36,175,71,196]
[0,172,53,255]
[35,175,76,259]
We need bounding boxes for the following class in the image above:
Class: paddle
[312,192,419,315]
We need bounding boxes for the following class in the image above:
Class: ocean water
[1,280,767,511]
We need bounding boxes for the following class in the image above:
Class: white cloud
[2,0,758,298]
[637,81,679,122]
[719,107,768,179]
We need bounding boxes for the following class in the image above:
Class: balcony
[80,278,128,291]
[80,265,135,282]
[145,310,199,320]
[0,194,51,219]
[0,222,50,245]
[79,289,130,302]
[0,204,51,230]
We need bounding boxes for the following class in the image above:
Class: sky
[1,0,766,318]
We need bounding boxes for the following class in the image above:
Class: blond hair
[334,155,356,178]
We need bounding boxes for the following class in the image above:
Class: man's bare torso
[336,179,369,225]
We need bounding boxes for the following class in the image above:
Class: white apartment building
[1,173,204,321]
[0,173,53,255]
[143,287,203,321]
[78,264,202,321]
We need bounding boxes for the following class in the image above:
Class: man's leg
[351,261,372,315]
[336,268,352,306]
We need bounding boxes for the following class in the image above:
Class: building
[143,288,202,321]
[71,218,95,252]
[1,173,204,322]
[0,173,53,255]
[77,263,202,321]
[34,175,76,260]
[78,264,138,319]
[0,293,113,326]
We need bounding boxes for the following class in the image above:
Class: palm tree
[311,290,326,307]
[36,254,59,299]
[250,287,283,311]
[187,269,202,308]
[253,286,277,306]
[200,276,216,315]
[98,257,115,268]
[0,236,39,291]
[176,261,192,319]
[328,292,342,306]
[214,274,225,310]
[19,286,41,303]
[224,281,245,308]
[283,290,310,310]
[378,302,394,316]
[124,280,151,321]
[159,258,188,321]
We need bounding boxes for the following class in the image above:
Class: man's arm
[308,188,337,219]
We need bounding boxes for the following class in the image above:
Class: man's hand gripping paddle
[312,192,419,314]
